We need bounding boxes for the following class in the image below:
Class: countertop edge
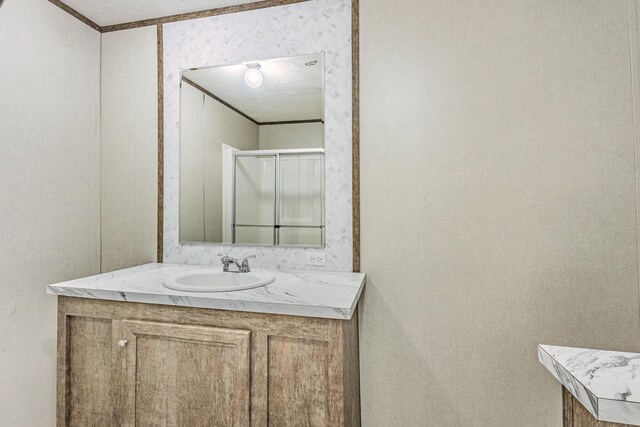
[538,344,640,426]
[538,345,600,419]
[349,275,366,315]
[47,281,363,321]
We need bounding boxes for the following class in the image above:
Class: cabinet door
[119,320,251,427]
[267,336,331,426]
[60,315,115,427]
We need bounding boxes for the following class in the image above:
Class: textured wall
[162,0,354,271]
[101,26,158,272]
[359,0,640,425]
[0,0,100,425]
[259,123,324,150]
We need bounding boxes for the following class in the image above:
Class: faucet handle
[218,253,236,271]
[240,255,256,272]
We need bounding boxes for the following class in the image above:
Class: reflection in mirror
[179,53,325,247]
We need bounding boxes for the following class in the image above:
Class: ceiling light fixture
[244,64,263,89]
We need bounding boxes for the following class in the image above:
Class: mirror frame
[155,0,360,271]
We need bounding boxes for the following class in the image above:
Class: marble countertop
[47,263,366,320]
[539,344,640,425]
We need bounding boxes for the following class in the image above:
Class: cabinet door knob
[118,339,128,348]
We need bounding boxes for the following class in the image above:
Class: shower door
[233,155,276,245]
[233,150,324,247]
[277,153,324,246]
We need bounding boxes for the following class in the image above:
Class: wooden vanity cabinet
[56,296,360,427]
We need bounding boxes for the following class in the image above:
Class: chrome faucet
[218,254,256,273]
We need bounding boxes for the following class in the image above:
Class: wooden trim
[259,119,324,126]
[48,0,101,32]
[251,332,269,426]
[101,0,310,33]
[182,77,260,125]
[346,310,362,426]
[562,387,573,426]
[351,0,361,273]
[111,320,125,425]
[328,319,347,426]
[56,306,69,426]
[157,24,164,263]
[183,77,324,126]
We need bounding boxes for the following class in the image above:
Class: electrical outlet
[305,251,326,266]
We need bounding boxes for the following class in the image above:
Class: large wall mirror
[179,53,325,248]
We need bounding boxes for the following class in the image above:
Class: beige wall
[101,27,158,272]
[258,122,324,150]
[360,0,640,426]
[0,0,100,425]
[179,82,206,242]
[180,83,259,242]
[203,90,259,242]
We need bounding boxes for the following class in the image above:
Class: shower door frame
[231,148,325,248]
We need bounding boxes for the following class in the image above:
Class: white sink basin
[163,269,275,293]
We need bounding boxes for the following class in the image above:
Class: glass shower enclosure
[232,148,324,247]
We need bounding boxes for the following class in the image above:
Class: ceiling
[182,53,324,123]
[61,0,265,27]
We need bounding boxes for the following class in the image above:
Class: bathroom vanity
[539,345,640,427]
[49,263,365,426]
